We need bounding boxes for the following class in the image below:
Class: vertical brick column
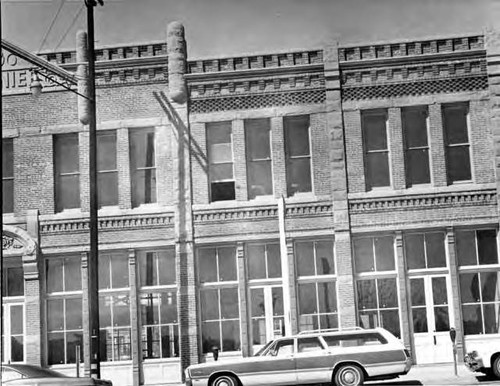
[428,103,447,187]
[271,116,287,198]
[286,239,298,334]
[325,43,356,327]
[128,249,142,386]
[236,243,250,357]
[469,100,495,184]
[310,113,332,196]
[388,108,406,190]
[446,227,465,363]
[79,131,90,212]
[190,122,209,205]
[344,110,365,193]
[81,252,90,377]
[486,29,500,216]
[233,119,248,201]
[171,102,199,379]
[395,231,412,352]
[15,135,54,215]
[117,128,132,209]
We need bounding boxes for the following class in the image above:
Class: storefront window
[247,243,281,280]
[353,236,395,273]
[99,294,131,361]
[404,232,446,269]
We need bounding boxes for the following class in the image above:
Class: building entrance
[250,286,285,354]
[1,303,24,363]
[410,275,453,364]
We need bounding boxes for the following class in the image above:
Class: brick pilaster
[128,249,142,386]
[344,110,365,193]
[117,128,132,209]
[395,231,412,353]
[428,103,447,187]
[446,227,465,363]
[271,116,287,198]
[233,119,248,201]
[388,108,406,190]
[81,252,90,377]
[236,243,250,357]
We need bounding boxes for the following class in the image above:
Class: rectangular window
[130,128,156,207]
[54,134,80,212]
[46,255,83,365]
[296,240,335,277]
[298,281,338,332]
[139,250,176,287]
[443,103,471,183]
[245,119,273,199]
[284,115,312,196]
[207,122,235,202]
[200,287,240,353]
[2,266,23,297]
[404,232,446,270]
[98,253,129,289]
[247,243,281,280]
[2,139,14,213]
[456,229,499,266]
[353,236,395,273]
[97,131,118,208]
[198,246,237,283]
[99,294,131,361]
[357,278,400,338]
[403,107,430,186]
[362,110,390,189]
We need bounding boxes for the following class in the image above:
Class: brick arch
[2,224,37,256]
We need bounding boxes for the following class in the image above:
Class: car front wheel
[493,356,500,379]
[334,364,364,386]
[212,374,238,386]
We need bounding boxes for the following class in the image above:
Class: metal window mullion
[423,234,429,269]
[157,292,162,356]
[217,288,224,350]
[155,252,160,286]
[63,298,68,363]
[372,238,377,272]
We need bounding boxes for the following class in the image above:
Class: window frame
[97,130,118,208]
[2,138,14,213]
[129,127,157,208]
[284,115,312,196]
[402,106,430,186]
[54,133,80,212]
[207,121,235,202]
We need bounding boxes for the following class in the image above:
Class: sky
[1,0,500,61]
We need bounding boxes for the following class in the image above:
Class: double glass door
[410,275,453,364]
[1,303,24,363]
[250,286,284,354]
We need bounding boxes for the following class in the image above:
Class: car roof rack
[298,326,364,335]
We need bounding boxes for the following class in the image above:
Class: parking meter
[449,327,456,343]
[212,346,219,361]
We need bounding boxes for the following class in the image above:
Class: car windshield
[7,365,68,378]
[254,340,274,356]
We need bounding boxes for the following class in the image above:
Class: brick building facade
[2,24,500,385]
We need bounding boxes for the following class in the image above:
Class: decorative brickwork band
[342,76,487,100]
[190,89,325,114]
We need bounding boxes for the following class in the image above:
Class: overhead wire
[37,0,66,53]
[53,3,85,51]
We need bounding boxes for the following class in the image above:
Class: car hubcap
[216,378,231,386]
[341,369,358,385]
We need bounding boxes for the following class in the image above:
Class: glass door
[250,286,284,354]
[410,275,453,364]
[1,303,25,363]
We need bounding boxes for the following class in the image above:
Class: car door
[242,338,297,386]
[295,336,332,384]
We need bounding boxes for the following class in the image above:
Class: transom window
[353,236,395,273]
[2,138,14,213]
[443,103,471,183]
[245,119,273,199]
[198,246,237,283]
[130,128,156,207]
[54,134,80,212]
[247,243,281,280]
[296,240,334,277]
[97,131,118,208]
[404,232,446,270]
[2,266,23,297]
[99,253,129,289]
[139,250,176,287]
[284,115,312,196]
[362,110,390,190]
[403,107,430,186]
[207,121,235,202]
[456,229,498,266]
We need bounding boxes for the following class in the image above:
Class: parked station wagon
[185,327,412,386]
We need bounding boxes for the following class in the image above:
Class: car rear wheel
[212,374,238,386]
[493,356,500,379]
[334,364,364,386]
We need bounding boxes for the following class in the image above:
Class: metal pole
[86,0,100,379]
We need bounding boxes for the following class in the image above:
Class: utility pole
[85,0,103,379]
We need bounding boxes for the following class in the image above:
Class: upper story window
[403,107,430,186]
[284,115,312,196]
[207,122,235,202]
[54,134,80,212]
[404,232,446,269]
[353,236,395,273]
[245,119,273,199]
[2,139,14,213]
[130,128,156,208]
[443,103,471,183]
[97,131,118,208]
[362,110,390,190]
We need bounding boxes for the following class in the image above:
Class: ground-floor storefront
[2,223,500,385]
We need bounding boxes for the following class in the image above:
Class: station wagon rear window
[323,333,387,347]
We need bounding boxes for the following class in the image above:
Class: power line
[53,3,85,51]
[37,0,66,53]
